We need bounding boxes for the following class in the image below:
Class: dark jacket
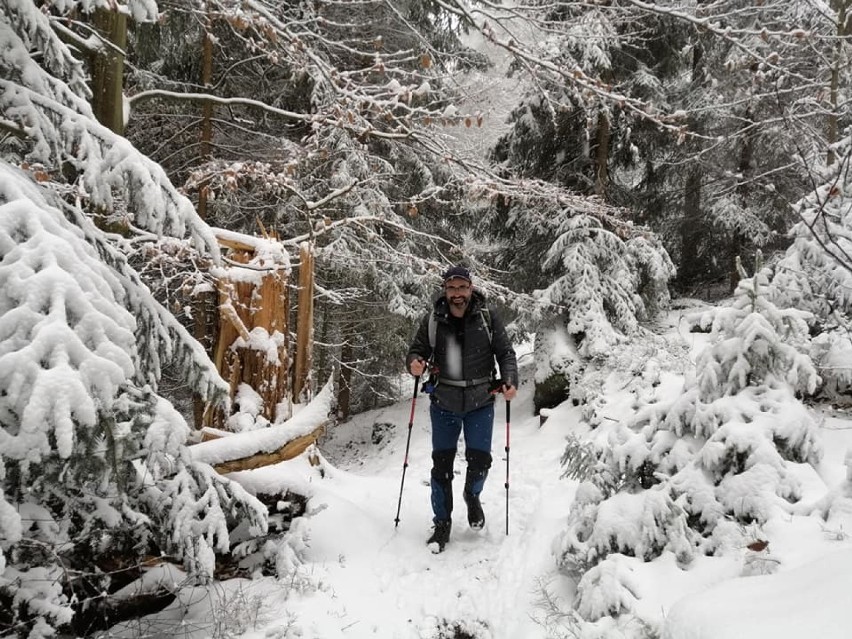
[406,290,518,413]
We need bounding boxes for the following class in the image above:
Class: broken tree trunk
[293,242,315,403]
[208,232,290,428]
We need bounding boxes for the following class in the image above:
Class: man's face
[444,277,472,315]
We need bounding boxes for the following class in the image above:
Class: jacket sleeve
[406,312,432,369]
[489,305,519,387]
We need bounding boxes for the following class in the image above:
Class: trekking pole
[394,375,420,527]
[505,399,511,536]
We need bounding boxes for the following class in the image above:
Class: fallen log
[190,379,333,473]
[210,422,326,474]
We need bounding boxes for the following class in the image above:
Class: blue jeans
[430,401,494,522]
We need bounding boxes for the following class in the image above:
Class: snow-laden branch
[0,0,90,99]
[436,0,696,136]
[59,196,230,405]
[1,79,221,259]
[436,0,843,145]
[622,0,820,86]
[128,89,311,123]
[0,19,92,114]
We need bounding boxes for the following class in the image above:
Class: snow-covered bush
[691,258,818,400]
[0,170,269,635]
[555,259,822,629]
[771,129,852,400]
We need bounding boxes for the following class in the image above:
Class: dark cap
[442,265,472,283]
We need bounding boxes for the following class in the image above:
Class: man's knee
[465,448,492,473]
[432,448,456,481]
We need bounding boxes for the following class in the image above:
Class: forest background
[1,0,852,636]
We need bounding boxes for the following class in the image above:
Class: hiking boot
[426,520,451,553]
[463,490,485,530]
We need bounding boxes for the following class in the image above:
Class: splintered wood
[293,242,314,402]
[210,238,290,428]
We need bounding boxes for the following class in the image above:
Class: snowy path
[269,367,580,639]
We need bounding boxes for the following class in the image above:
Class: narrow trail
[286,360,582,638]
[230,310,852,639]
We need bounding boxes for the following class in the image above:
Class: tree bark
[91,8,127,135]
[827,0,849,165]
[197,21,214,220]
[337,324,354,420]
[593,111,611,198]
[293,243,315,402]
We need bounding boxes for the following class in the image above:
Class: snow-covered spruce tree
[482,0,845,292]
[535,216,675,410]
[772,130,852,399]
[654,0,833,291]
[474,179,675,412]
[0,1,268,634]
[554,257,821,632]
[488,0,690,196]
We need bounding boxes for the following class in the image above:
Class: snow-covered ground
[107,311,852,639]
[230,340,583,639]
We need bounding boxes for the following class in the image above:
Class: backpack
[428,306,492,351]
[423,306,498,394]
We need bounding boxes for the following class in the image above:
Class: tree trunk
[210,240,290,428]
[730,108,755,290]
[677,167,703,288]
[192,289,217,428]
[337,324,354,420]
[677,42,707,290]
[91,8,127,135]
[293,242,315,402]
[197,21,214,220]
[193,22,215,427]
[593,111,611,198]
[827,0,849,165]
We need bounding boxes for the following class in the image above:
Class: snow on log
[191,380,333,473]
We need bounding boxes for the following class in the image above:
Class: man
[406,265,518,552]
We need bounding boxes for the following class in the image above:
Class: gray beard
[449,299,468,316]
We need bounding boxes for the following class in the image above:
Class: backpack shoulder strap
[480,306,492,344]
[430,307,492,349]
